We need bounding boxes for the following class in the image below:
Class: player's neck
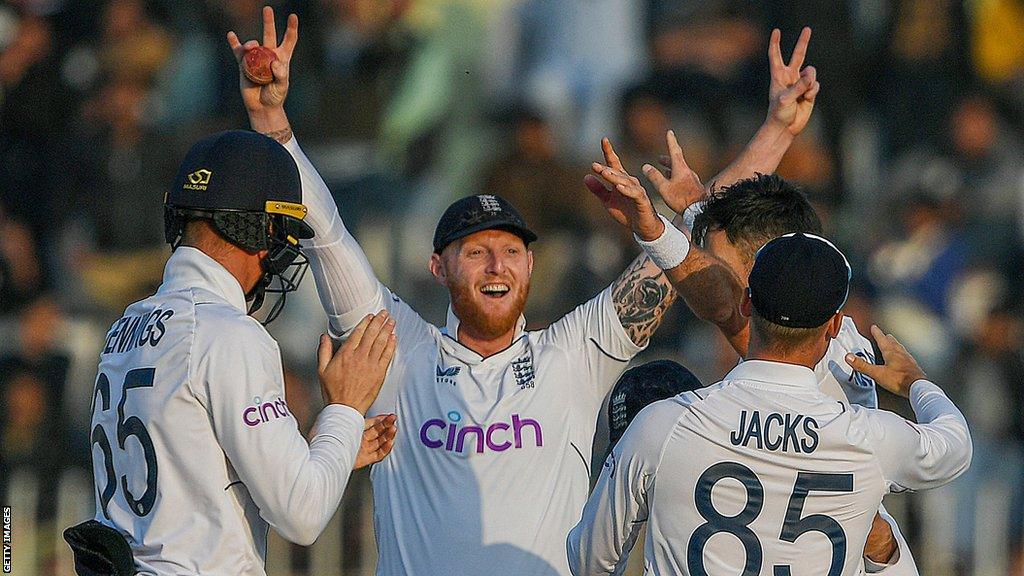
[746,342,826,370]
[457,325,517,359]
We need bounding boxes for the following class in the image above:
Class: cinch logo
[243,395,290,427]
[183,169,212,191]
[419,411,543,454]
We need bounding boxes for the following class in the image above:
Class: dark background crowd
[1,0,1023,574]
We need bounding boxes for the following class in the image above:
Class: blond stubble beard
[448,278,530,340]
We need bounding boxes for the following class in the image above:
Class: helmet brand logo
[184,169,213,191]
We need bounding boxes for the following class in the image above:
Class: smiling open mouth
[480,283,511,298]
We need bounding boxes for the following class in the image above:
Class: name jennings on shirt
[102,308,175,355]
[730,410,820,454]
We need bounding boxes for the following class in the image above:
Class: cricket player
[586,146,918,571]
[603,360,703,571]
[568,233,972,575]
[226,9,819,575]
[64,130,398,576]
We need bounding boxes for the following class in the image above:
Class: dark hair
[692,174,822,264]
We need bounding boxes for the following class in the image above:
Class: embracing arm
[608,226,744,351]
[590,138,746,350]
[620,27,820,356]
[228,8,383,336]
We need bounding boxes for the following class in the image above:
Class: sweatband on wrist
[682,202,704,232]
[635,214,691,270]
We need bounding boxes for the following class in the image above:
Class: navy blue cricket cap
[432,194,537,254]
[167,130,306,220]
[608,360,703,446]
[748,232,852,329]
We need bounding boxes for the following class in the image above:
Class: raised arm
[587,138,746,351]
[583,139,677,348]
[227,8,383,337]
[608,27,820,355]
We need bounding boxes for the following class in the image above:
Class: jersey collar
[725,359,819,391]
[157,246,248,313]
[441,305,528,362]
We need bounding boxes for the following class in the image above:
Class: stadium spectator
[951,304,1024,575]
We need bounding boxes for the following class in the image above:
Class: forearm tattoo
[612,255,678,347]
[262,125,293,145]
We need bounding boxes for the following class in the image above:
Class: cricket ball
[243,46,277,85]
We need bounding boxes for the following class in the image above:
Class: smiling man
[226,9,819,575]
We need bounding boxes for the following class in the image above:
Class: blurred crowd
[2,0,1024,574]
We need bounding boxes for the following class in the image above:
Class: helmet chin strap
[245,272,271,316]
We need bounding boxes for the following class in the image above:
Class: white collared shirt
[284,136,645,575]
[347,281,642,576]
[568,360,971,576]
[89,247,364,575]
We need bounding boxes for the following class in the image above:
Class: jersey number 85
[688,462,853,576]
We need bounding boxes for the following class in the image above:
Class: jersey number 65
[91,368,159,518]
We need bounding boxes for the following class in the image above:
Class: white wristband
[634,214,690,270]
[682,201,704,233]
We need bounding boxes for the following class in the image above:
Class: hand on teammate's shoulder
[845,325,928,399]
[317,310,397,414]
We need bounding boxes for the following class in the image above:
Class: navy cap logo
[184,169,212,191]
[478,195,501,213]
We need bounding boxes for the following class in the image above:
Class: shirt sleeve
[862,503,919,575]
[282,136,384,338]
[833,317,880,409]
[866,380,972,492]
[283,137,436,415]
[567,401,676,575]
[540,286,644,406]
[197,317,364,546]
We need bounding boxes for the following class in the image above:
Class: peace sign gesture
[766,27,820,137]
[226,6,298,115]
[585,138,666,242]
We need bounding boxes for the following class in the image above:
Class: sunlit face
[704,229,754,287]
[430,229,533,340]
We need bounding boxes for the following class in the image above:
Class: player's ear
[429,252,447,286]
[826,311,843,339]
[739,288,753,318]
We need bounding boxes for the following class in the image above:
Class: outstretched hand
[642,130,706,215]
[226,6,298,116]
[766,27,820,136]
[845,325,928,398]
[584,138,665,241]
[355,413,398,469]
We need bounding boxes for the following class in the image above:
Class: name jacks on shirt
[729,410,819,453]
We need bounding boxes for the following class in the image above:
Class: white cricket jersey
[88,247,364,575]
[813,317,918,575]
[567,360,972,576]
[817,317,878,410]
[369,283,640,575]
[283,137,645,575]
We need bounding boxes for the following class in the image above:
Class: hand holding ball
[243,46,277,85]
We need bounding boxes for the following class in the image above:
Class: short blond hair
[750,312,828,352]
